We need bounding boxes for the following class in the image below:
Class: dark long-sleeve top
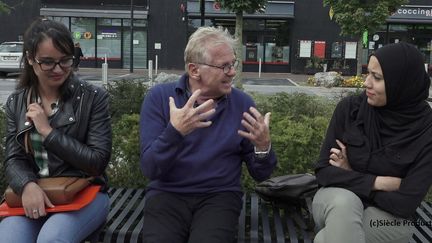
[315,95,432,218]
[139,74,277,198]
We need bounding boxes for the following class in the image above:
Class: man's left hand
[238,107,271,151]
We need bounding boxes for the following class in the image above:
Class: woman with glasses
[0,18,112,242]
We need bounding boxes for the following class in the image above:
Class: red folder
[0,185,101,217]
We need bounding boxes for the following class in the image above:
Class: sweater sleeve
[139,87,184,180]
[372,145,432,218]
[244,145,277,182]
[315,98,376,199]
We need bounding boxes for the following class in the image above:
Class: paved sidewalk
[75,67,432,101]
[76,67,310,85]
[76,67,358,99]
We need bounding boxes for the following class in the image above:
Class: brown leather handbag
[4,177,91,208]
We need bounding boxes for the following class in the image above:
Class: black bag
[255,173,318,204]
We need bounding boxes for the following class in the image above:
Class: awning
[40,8,148,19]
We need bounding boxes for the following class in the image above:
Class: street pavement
[74,67,359,100]
[2,68,430,105]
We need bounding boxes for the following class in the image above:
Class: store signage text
[391,6,432,19]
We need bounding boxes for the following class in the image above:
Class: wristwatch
[254,144,271,159]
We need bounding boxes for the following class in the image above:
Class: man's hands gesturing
[169,89,216,136]
[238,107,271,151]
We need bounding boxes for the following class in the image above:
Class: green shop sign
[73,32,82,40]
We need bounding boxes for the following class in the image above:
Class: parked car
[0,41,24,76]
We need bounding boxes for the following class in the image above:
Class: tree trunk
[234,12,243,88]
[356,38,363,76]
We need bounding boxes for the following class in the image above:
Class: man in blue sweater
[139,26,277,243]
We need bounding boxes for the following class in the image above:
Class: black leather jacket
[4,76,112,195]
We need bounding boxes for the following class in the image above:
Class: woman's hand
[26,103,53,138]
[21,182,54,219]
[329,139,352,171]
[373,176,401,192]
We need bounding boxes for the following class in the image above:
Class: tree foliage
[215,0,267,86]
[215,0,267,14]
[323,0,407,37]
[0,1,11,14]
[323,0,407,75]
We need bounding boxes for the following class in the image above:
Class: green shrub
[107,113,147,188]
[241,93,336,192]
[107,79,149,123]
[253,92,336,120]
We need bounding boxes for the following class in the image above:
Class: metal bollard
[148,60,153,86]
[102,55,108,87]
[258,58,262,78]
[155,55,158,76]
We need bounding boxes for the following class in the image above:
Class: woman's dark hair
[18,18,74,97]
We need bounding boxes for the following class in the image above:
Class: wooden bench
[86,188,432,243]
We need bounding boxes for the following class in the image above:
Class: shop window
[123,19,148,69]
[97,18,121,61]
[71,17,96,61]
[264,36,289,64]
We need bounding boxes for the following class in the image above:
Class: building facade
[0,0,431,73]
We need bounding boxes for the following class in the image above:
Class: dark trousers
[142,191,243,243]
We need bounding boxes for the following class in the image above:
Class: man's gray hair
[184,26,236,71]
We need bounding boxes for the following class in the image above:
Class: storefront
[40,6,148,69]
[186,0,294,72]
[366,4,432,71]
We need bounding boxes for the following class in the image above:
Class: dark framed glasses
[196,60,239,74]
[34,57,75,71]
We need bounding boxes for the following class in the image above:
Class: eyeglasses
[197,60,239,74]
[34,57,75,71]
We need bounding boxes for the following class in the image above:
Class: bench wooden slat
[116,189,146,243]
[130,216,144,242]
[237,194,246,243]
[260,199,272,243]
[250,193,259,243]
[410,227,429,243]
[103,188,134,242]
[272,206,285,243]
[414,206,432,238]
[291,210,313,243]
[284,214,298,243]
[106,188,132,222]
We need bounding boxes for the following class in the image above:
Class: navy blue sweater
[139,74,277,197]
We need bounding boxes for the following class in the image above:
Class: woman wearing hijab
[312,42,432,243]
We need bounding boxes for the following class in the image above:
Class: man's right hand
[169,89,216,136]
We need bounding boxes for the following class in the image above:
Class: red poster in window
[314,41,326,59]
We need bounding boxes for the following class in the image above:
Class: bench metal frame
[84,188,431,243]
